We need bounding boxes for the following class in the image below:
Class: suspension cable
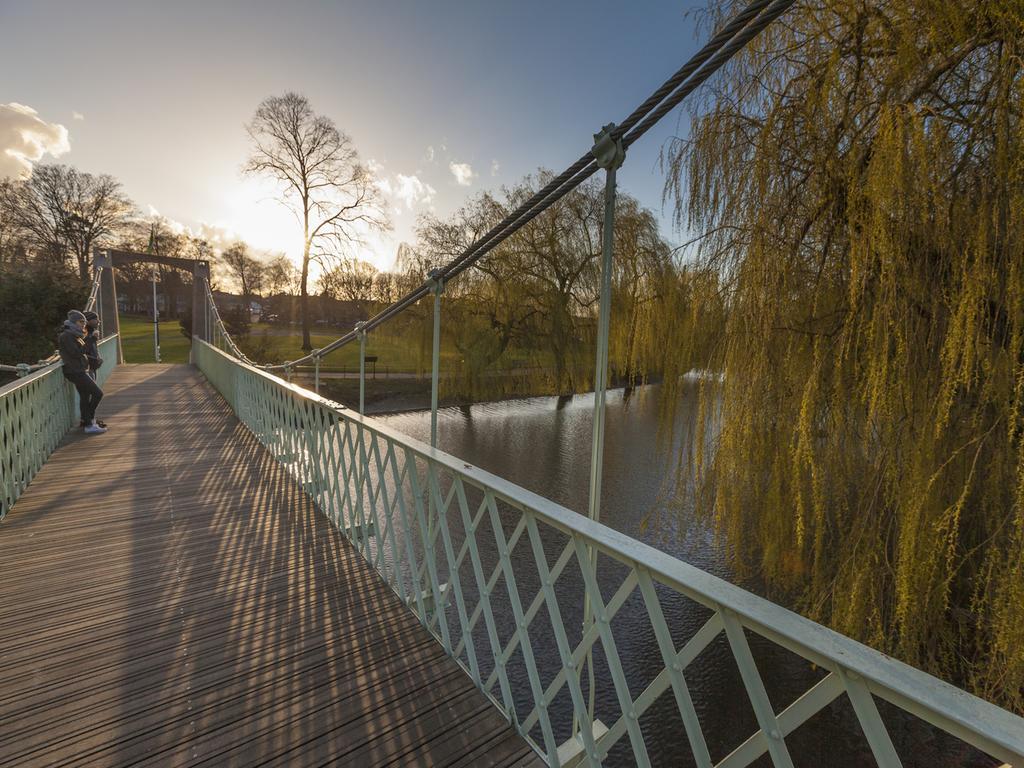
[209,0,795,371]
[203,280,261,366]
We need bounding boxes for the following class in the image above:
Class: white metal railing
[1,334,119,519]
[194,339,1024,768]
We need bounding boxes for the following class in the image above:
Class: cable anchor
[426,268,445,294]
[591,123,625,171]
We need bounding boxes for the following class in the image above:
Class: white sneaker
[84,422,107,435]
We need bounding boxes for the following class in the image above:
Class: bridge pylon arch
[92,248,212,364]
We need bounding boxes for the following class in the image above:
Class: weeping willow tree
[663,0,1024,709]
[412,172,686,401]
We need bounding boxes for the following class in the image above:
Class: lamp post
[152,265,161,363]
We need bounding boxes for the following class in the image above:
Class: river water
[375,383,993,768]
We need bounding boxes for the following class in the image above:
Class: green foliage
[220,305,250,338]
[0,263,88,364]
[413,172,709,402]
[665,0,1024,709]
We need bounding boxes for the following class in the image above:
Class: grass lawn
[118,315,191,364]
[114,316,546,375]
[115,316,447,370]
[241,323,539,374]
[240,324,452,373]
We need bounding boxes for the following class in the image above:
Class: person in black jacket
[82,311,107,428]
[83,311,102,379]
[58,310,107,435]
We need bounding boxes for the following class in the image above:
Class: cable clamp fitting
[591,122,625,171]
[426,268,446,294]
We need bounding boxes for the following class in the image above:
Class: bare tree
[0,179,26,265]
[317,256,377,303]
[220,242,265,302]
[244,93,389,349]
[263,254,298,296]
[8,164,132,280]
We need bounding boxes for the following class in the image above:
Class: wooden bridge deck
[0,364,541,768]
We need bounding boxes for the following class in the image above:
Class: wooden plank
[0,364,543,768]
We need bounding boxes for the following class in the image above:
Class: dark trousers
[68,372,103,424]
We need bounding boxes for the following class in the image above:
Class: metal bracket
[427,268,446,294]
[591,123,625,171]
[354,321,367,337]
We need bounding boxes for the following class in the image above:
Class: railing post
[356,322,367,415]
[314,351,321,395]
[576,121,625,740]
[190,260,210,363]
[427,269,445,449]
[151,266,161,363]
[94,251,123,363]
[587,122,623,524]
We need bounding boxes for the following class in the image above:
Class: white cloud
[146,204,241,249]
[449,161,475,187]
[72,111,85,121]
[146,205,188,235]
[0,102,70,179]
[368,157,436,211]
[393,173,436,209]
[425,145,435,163]
[491,159,500,176]
[196,221,241,248]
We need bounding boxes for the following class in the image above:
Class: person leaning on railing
[58,310,107,435]
[82,311,108,428]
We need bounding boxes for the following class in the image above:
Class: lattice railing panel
[194,340,1024,768]
[1,335,119,520]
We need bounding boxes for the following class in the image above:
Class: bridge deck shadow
[0,363,540,768]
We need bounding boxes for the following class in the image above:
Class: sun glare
[221,176,397,274]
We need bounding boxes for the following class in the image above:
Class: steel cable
[250,0,794,370]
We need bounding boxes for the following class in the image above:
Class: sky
[1,0,705,272]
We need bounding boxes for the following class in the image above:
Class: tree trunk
[301,207,312,351]
[76,242,89,283]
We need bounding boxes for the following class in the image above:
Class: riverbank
[313,370,660,415]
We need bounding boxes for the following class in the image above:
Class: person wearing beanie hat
[83,311,102,378]
[58,309,106,435]
[81,311,107,428]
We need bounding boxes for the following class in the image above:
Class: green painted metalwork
[358,325,366,415]
[578,124,627,743]
[428,270,445,449]
[1,334,119,520]
[193,337,1024,768]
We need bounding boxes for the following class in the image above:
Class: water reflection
[377,383,994,768]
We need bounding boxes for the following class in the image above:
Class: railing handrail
[1,334,121,521]
[0,332,121,396]
[196,338,1024,765]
